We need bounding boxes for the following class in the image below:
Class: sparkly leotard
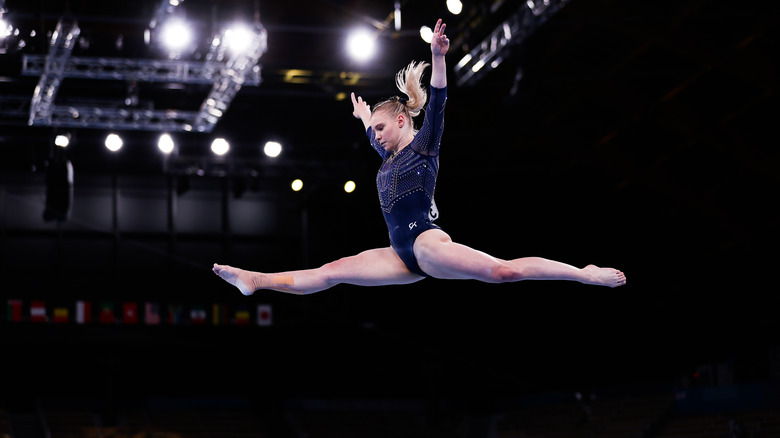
[367,86,447,276]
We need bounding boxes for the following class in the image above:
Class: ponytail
[372,60,430,129]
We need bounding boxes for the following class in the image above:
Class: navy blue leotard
[366,86,446,276]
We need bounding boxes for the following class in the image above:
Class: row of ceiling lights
[53,132,356,193]
[54,132,281,157]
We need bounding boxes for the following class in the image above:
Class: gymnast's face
[370,110,409,153]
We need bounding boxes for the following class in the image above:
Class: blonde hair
[373,60,430,129]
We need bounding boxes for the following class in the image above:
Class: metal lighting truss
[453,0,569,87]
[24,19,267,132]
[27,18,80,127]
[191,23,267,132]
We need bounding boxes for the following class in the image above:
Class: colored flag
[233,306,250,325]
[212,303,228,326]
[30,301,47,323]
[99,302,116,324]
[190,305,206,325]
[256,304,272,326]
[53,306,69,323]
[168,303,183,324]
[7,299,22,322]
[144,302,161,325]
[122,302,138,324]
[76,301,92,324]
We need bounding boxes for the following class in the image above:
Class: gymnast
[213,19,626,295]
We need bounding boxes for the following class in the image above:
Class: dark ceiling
[1,0,778,401]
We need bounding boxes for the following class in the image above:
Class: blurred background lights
[0,17,13,39]
[159,18,192,53]
[447,0,463,15]
[346,28,376,62]
[419,25,433,43]
[158,133,175,154]
[263,140,282,158]
[54,134,70,148]
[291,179,303,192]
[210,137,229,155]
[344,180,356,193]
[224,24,254,56]
[105,133,123,152]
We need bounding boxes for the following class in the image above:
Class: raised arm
[429,19,449,89]
[351,92,371,132]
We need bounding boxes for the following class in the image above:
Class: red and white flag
[30,300,47,323]
[257,304,272,326]
[76,301,92,324]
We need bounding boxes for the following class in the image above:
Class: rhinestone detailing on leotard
[368,86,447,214]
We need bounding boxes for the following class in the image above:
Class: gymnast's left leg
[213,247,424,296]
[414,229,626,287]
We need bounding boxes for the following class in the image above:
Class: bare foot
[212,263,257,296]
[581,264,626,287]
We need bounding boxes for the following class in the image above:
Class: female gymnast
[212,19,626,295]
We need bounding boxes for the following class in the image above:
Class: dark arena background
[1,0,778,437]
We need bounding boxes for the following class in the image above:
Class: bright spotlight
[158,133,175,154]
[419,25,433,44]
[105,133,123,152]
[224,24,254,56]
[211,138,229,156]
[54,134,70,148]
[447,0,463,15]
[291,179,303,192]
[346,29,376,62]
[159,18,192,53]
[344,180,356,193]
[0,18,13,39]
[263,141,282,158]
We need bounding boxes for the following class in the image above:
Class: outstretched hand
[431,19,449,57]
[351,92,370,119]
[351,92,371,129]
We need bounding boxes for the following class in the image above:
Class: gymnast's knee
[319,259,348,287]
[490,263,526,283]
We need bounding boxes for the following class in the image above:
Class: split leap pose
[213,19,626,295]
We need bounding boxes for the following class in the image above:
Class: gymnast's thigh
[413,229,503,281]
[324,247,425,287]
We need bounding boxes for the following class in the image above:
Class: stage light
[159,18,192,55]
[158,133,175,154]
[54,133,70,148]
[446,0,463,15]
[263,140,282,158]
[0,17,13,39]
[210,137,229,155]
[456,53,472,70]
[394,1,401,31]
[291,179,303,192]
[346,28,376,62]
[105,133,123,152]
[344,180,356,193]
[224,24,254,56]
[419,25,433,44]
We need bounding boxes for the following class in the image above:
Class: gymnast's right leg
[212,247,423,295]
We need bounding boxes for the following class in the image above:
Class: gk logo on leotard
[408,221,417,230]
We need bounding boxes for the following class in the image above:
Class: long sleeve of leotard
[367,86,447,158]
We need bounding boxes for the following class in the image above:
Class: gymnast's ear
[397,114,406,128]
